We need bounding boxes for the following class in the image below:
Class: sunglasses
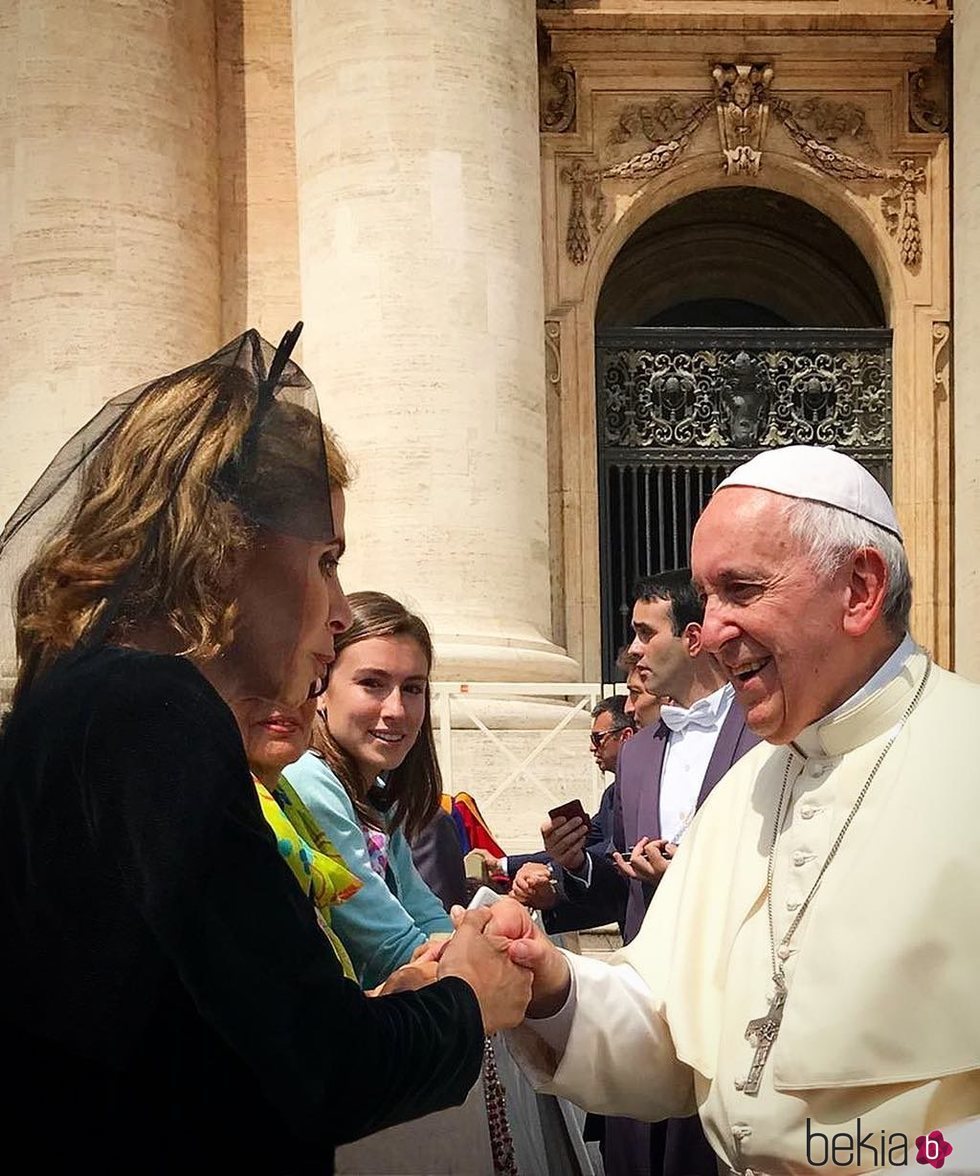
[590,726,629,749]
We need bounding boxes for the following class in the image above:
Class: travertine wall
[0,0,222,526]
[447,728,604,856]
[292,0,578,683]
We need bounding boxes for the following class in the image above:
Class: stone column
[954,4,980,681]
[0,1,222,526]
[216,0,301,341]
[293,0,578,681]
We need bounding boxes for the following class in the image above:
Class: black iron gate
[597,327,893,680]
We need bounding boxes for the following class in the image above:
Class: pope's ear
[841,546,889,637]
[684,622,703,657]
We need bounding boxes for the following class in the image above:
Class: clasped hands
[372,899,571,1031]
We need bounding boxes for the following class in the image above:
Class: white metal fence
[430,682,624,851]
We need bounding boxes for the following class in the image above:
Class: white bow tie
[660,701,719,734]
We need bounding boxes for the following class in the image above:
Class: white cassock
[507,644,980,1174]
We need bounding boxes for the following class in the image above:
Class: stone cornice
[539,8,950,38]
[538,1,948,16]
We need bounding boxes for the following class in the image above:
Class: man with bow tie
[575,571,758,958]
[544,569,759,1176]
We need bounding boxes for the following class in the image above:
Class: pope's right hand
[437,907,533,1033]
[472,896,572,1019]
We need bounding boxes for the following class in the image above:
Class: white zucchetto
[714,445,903,541]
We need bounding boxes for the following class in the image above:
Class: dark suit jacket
[553,701,760,942]
[409,810,468,912]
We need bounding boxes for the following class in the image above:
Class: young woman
[284,591,456,990]
[0,331,531,1171]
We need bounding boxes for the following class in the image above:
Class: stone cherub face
[732,77,753,110]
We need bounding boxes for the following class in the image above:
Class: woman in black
[0,328,530,1172]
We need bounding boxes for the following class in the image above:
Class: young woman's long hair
[311,591,441,841]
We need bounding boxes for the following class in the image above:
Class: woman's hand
[462,897,572,1020]
[437,907,533,1033]
[370,958,440,996]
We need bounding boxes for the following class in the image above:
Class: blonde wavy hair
[14,363,350,699]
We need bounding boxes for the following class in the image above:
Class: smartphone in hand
[547,798,589,826]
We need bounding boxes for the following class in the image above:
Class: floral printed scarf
[254,773,361,980]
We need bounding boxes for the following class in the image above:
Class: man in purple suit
[547,569,759,1176]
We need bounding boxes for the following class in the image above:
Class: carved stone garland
[773,98,926,270]
[561,98,714,264]
[560,64,932,273]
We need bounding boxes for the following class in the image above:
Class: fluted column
[954,2,980,681]
[0,0,222,526]
[293,0,577,681]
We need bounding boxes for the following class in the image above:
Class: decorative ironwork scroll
[595,327,892,679]
[597,329,891,459]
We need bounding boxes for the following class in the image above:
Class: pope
[488,446,980,1175]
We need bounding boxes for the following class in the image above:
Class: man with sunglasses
[589,695,638,774]
[500,696,637,896]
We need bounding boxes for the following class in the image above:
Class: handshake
[378,898,571,1034]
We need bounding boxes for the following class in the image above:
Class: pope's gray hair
[783,498,912,637]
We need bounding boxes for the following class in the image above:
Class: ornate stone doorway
[594,188,891,676]
[538,8,950,675]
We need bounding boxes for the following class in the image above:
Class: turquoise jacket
[283,751,453,990]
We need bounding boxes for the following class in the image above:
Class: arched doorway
[596,188,891,677]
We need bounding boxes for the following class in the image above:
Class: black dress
[0,647,483,1173]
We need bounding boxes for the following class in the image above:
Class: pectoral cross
[742,972,787,1096]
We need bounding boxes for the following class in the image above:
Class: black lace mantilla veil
[0,323,334,700]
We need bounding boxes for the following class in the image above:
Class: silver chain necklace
[741,658,932,1096]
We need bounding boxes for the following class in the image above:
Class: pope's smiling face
[692,487,860,744]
